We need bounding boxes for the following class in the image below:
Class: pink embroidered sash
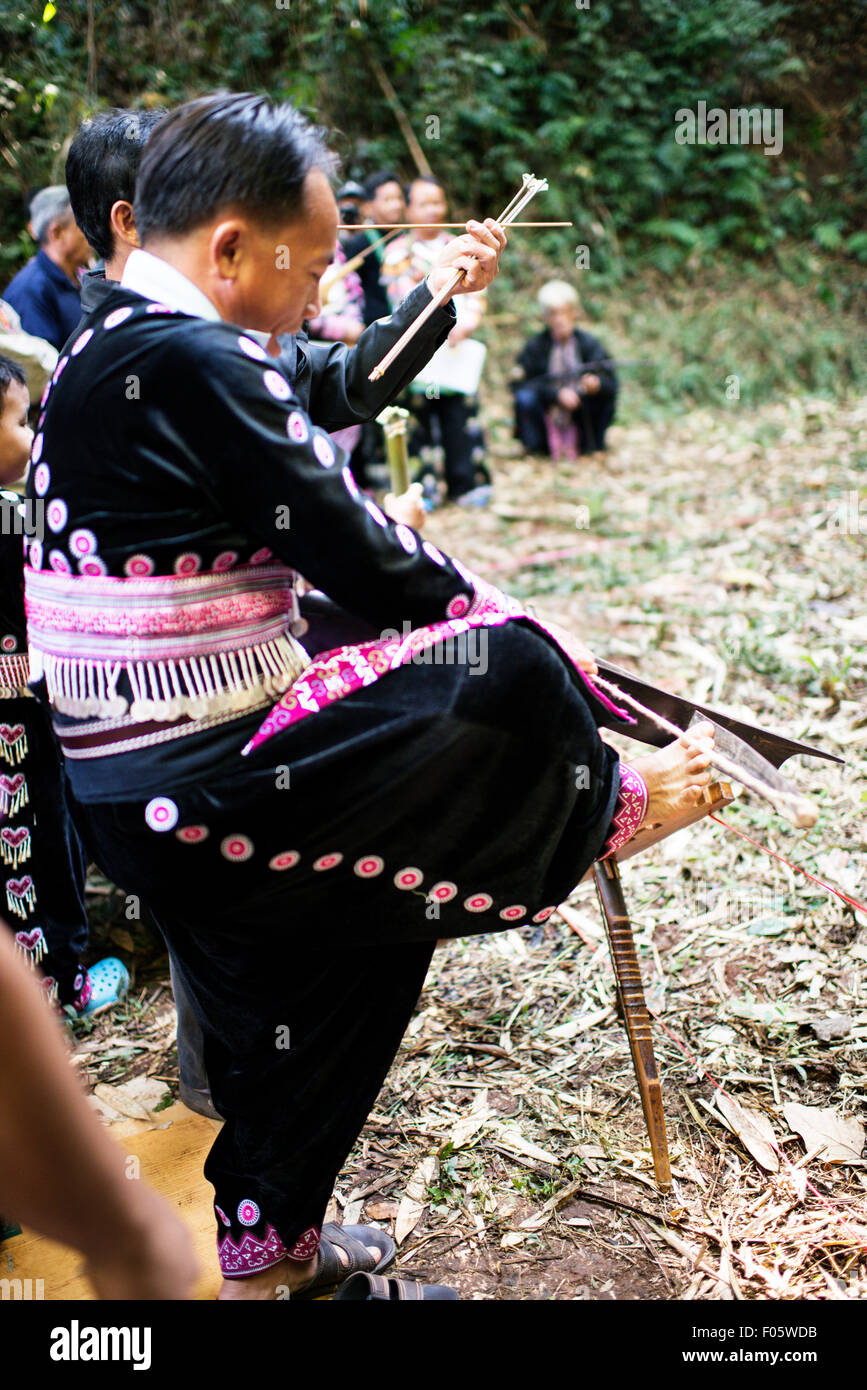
[24,563,310,721]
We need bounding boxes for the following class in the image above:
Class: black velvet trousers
[74,620,621,1262]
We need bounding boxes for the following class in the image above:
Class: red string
[709,814,867,917]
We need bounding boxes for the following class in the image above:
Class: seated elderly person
[512,281,618,460]
[2,187,91,350]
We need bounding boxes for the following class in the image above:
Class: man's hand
[579,373,601,396]
[557,387,581,412]
[428,218,507,298]
[383,481,426,530]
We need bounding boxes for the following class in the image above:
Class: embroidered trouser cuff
[598,763,648,860]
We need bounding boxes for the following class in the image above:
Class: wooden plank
[0,1103,223,1301]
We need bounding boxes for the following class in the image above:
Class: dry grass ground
[74,393,866,1301]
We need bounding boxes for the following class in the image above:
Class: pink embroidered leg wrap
[217,1221,321,1278]
[598,763,648,861]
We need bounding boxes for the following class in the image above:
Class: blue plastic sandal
[77,957,131,1017]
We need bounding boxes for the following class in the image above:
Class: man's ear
[109,200,139,250]
[210,220,246,282]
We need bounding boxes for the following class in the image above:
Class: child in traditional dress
[0,353,127,1013]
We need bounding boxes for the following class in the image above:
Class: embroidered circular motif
[499,904,527,921]
[31,432,43,463]
[263,369,291,401]
[287,411,310,444]
[174,552,201,576]
[145,302,174,314]
[1,635,16,652]
[73,971,84,994]
[269,850,300,871]
[78,556,108,576]
[215,1205,231,1227]
[237,1199,260,1228]
[342,466,360,499]
[532,906,556,923]
[312,433,335,468]
[221,835,254,862]
[27,540,42,570]
[446,593,470,619]
[395,524,418,554]
[422,541,446,566]
[71,328,93,356]
[48,550,71,573]
[212,551,238,571]
[354,855,384,878]
[394,867,424,890]
[69,527,97,557]
[145,797,179,832]
[124,554,155,577]
[364,498,387,528]
[103,305,134,330]
[429,881,457,903]
[238,335,267,360]
[249,547,272,564]
[176,824,209,844]
[40,382,51,408]
[46,499,68,533]
[313,853,343,871]
[52,356,69,384]
[463,893,493,913]
[33,463,50,496]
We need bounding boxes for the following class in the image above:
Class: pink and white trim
[218,1223,289,1278]
[243,564,634,756]
[598,763,649,860]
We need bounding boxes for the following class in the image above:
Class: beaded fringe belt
[23,563,311,752]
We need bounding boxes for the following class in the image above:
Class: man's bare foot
[216,1236,385,1300]
[630,720,715,828]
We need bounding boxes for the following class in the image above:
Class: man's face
[0,380,33,485]
[546,305,577,342]
[220,168,338,337]
[406,181,447,233]
[368,180,405,226]
[53,215,92,273]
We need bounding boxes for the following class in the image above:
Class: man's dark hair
[134,92,339,243]
[0,354,27,407]
[406,175,446,200]
[66,109,167,261]
[362,170,402,202]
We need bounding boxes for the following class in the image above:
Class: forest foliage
[1,1,864,405]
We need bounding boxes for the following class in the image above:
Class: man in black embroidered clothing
[27,93,713,1300]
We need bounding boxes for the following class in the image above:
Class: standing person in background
[336,180,366,248]
[343,171,408,489]
[512,281,618,460]
[2,188,91,350]
[0,354,128,1015]
[382,176,492,509]
[343,171,406,326]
